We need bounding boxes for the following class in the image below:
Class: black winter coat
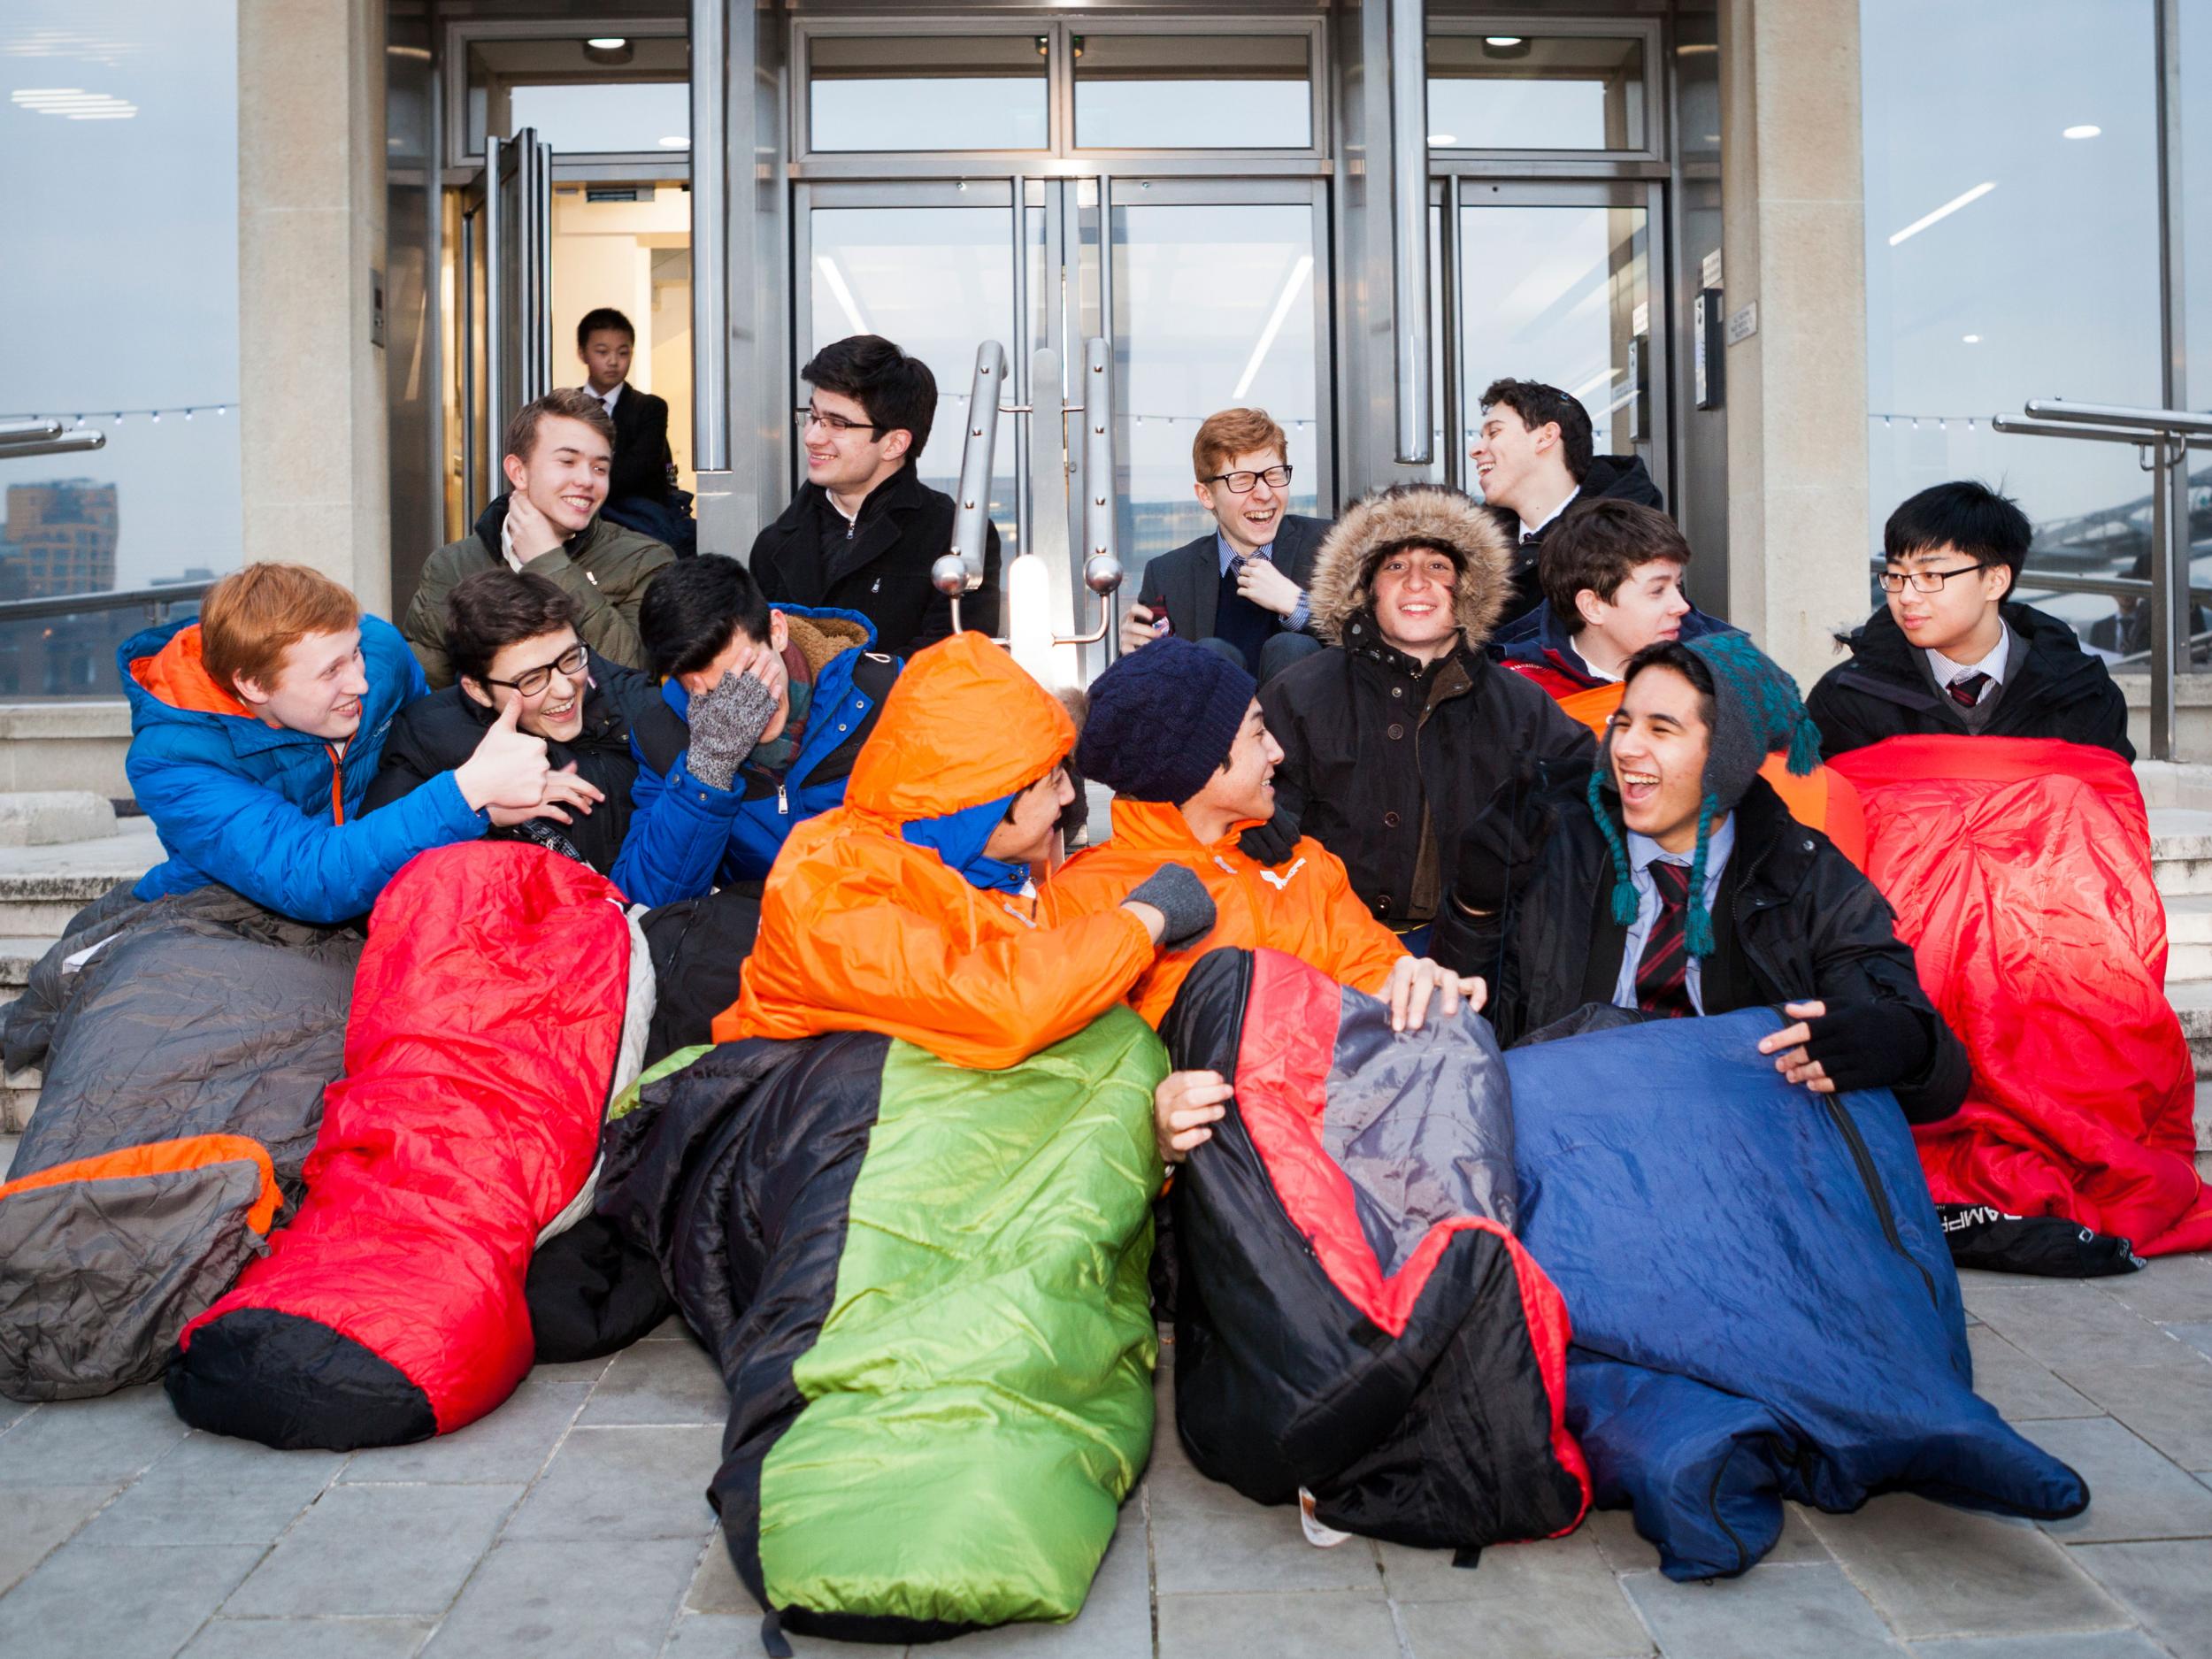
[1260,623,1595,928]
[1431,778,1969,1124]
[1805,603,2133,762]
[363,653,687,879]
[1491,453,1666,625]
[748,465,1002,657]
[605,383,673,504]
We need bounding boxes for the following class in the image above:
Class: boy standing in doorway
[577,306,676,509]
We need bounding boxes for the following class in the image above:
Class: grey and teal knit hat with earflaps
[1587,631,1824,958]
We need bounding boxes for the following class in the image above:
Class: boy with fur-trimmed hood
[1258,484,1594,949]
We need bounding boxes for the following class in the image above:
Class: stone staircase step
[2167,897,2212,984]
[2174,980,2212,1083]
[3,1066,40,1134]
[2152,809,2212,896]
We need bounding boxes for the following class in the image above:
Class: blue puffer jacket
[1492,594,1736,690]
[1507,1009,2087,1580]
[611,605,897,908]
[123,614,484,924]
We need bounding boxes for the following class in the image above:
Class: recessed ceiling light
[659,134,689,148]
[586,37,627,50]
[1485,36,1525,47]
[2062,124,2101,140]
[1427,133,1458,146]
[582,37,634,65]
[1962,334,1981,343]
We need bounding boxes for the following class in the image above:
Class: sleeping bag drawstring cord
[760,1609,794,1657]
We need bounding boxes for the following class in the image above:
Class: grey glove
[1125,863,1217,951]
[683,671,779,792]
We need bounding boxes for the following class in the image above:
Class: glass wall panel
[1110,204,1322,571]
[2185,0,2212,419]
[810,36,1048,153]
[1427,35,1645,151]
[1862,0,2162,650]
[1074,35,1311,150]
[803,207,1022,556]
[465,37,690,157]
[1455,204,1650,469]
[2,0,238,695]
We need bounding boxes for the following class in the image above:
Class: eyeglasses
[485,641,588,698]
[1207,465,1294,495]
[795,404,882,437]
[1878,564,1988,594]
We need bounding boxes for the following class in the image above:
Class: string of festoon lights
[1868,411,2004,432]
[937,393,1316,432]
[0,406,234,426]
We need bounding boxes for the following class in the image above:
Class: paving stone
[77,1430,342,1546]
[340,1380,590,1485]
[2032,1417,2212,1543]
[1384,1529,1652,1657]
[1621,1563,1907,1659]
[577,1336,728,1426]
[1970,1286,2182,1373]
[1803,1493,2124,1639]
[0,1542,263,1659]
[179,1617,433,1658]
[526,1351,617,1385]
[0,1383,189,1486]
[2055,1354,2212,1471]
[502,1425,721,1541]
[1909,1634,2171,1659]
[954,1502,1150,1658]
[422,1536,698,1659]
[0,1394,27,1436]
[1967,1325,2100,1421]
[687,1528,754,1616]
[0,1486,111,1595]
[663,1609,895,1657]
[1156,1586,1396,1659]
[1146,1443,1380,1596]
[225,1482,522,1617]
[2167,1321,2212,1361]
[2069,1540,2212,1659]
[1580,1502,1830,1574]
[2095,1256,2212,1324]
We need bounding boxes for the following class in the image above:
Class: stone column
[237,0,392,610]
[1717,0,1871,689]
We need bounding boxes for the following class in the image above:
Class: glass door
[461,128,553,519]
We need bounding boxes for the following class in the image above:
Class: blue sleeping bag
[1506,1009,2088,1579]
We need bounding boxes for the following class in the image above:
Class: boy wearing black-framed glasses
[1118,407,1330,684]
[1805,480,2131,759]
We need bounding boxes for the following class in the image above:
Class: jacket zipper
[776,784,788,817]
[1218,949,1319,1262]
[326,743,346,825]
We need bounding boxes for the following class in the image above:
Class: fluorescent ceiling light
[815,254,872,337]
[1427,133,1458,146]
[586,37,628,50]
[658,134,689,148]
[2062,124,2101,139]
[1962,334,1981,343]
[1887,180,1995,246]
[1233,255,1315,402]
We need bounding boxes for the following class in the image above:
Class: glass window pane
[1861,0,2162,600]
[1426,35,1646,151]
[1111,204,1322,570]
[810,36,1048,153]
[805,208,1020,554]
[1456,204,1651,470]
[4,0,239,698]
[465,36,690,157]
[1074,35,1311,150]
[2184,0,2211,421]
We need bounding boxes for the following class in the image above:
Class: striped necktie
[1635,861,1697,1018]
[1947,671,1991,710]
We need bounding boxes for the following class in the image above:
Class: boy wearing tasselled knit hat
[1431,632,1969,1125]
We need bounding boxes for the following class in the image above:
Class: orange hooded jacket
[1048,797,1407,1030]
[713,631,1158,1070]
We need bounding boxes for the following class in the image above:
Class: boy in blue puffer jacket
[124,562,586,925]
[615,555,901,907]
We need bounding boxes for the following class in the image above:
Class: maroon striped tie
[1635,862,1697,1018]
[1947,671,1990,710]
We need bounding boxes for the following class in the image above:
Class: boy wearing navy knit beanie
[1432,634,1968,1125]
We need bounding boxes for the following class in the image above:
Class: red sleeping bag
[1829,735,2212,1256]
[167,843,638,1448]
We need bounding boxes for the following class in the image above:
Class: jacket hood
[1306,485,1517,649]
[780,605,876,674]
[471,491,617,559]
[1102,795,1243,856]
[1579,453,1664,508]
[845,630,1072,824]
[122,619,257,727]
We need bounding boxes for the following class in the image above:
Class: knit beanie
[1077,636,1256,805]
[1589,631,1824,957]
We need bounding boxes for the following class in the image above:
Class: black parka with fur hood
[1258,486,1595,930]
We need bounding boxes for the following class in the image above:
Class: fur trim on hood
[1305,485,1517,649]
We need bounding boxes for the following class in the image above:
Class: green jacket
[403,494,676,687]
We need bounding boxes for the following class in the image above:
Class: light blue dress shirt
[1611,812,1738,1015]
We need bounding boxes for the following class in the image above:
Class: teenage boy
[405,389,675,687]
[618,554,901,907]
[123,562,570,926]
[576,306,675,507]
[748,334,1001,655]
[1469,377,1665,624]
[1258,484,1593,949]
[715,631,1211,1071]
[1434,634,1967,1125]
[1498,500,1731,695]
[1117,408,1329,684]
[1806,480,2132,760]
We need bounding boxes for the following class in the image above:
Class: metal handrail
[0,418,107,461]
[0,581,212,625]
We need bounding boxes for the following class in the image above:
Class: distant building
[4,480,119,599]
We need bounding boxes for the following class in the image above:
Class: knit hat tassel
[1683,795,1720,959]
[1587,766,1640,928]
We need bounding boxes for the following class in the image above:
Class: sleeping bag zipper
[1822,1095,1939,1309]
[1224,949,1318,1263]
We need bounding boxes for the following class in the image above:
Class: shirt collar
[1518,484,1581,542]
[1217,529,1275,576]
[1628,811,1737,882]
[1927,624,2010,688]
[592,382,622,416]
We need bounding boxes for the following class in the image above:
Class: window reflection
[1427,35,1645,151]
[810,36,1048,153]
[1074,35,1311,150]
